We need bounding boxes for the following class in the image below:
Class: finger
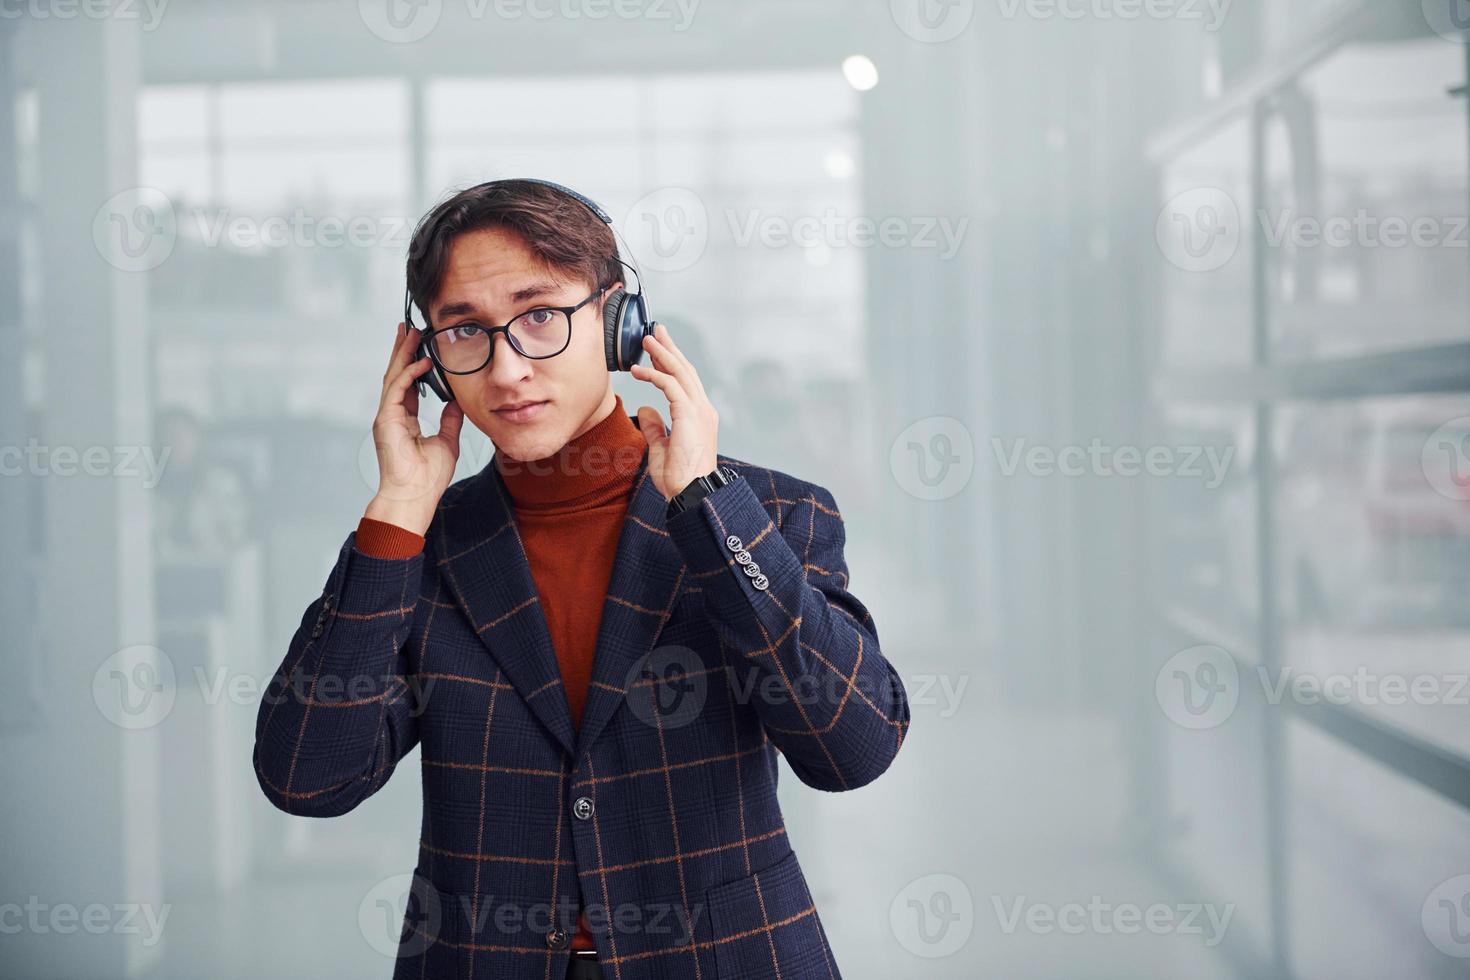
[648,322,695,374]
[636,405,667,445]
[385,322,420,388]
[640,405,670,437]
[404,359,421,418]
[636,405,667,473]
[650,323,706,399]
[382,356,435,415]
[436,397,465,450]
[642,332,706,403]
[643,324,696,382]
[389,321,410,366]
[630,361,690,408]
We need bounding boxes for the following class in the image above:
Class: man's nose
[485,331,531,384]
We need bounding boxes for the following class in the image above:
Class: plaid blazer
[253,438,910,980]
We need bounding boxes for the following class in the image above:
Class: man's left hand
[631,322,720,502]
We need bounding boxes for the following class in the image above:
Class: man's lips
[493,399,549,423]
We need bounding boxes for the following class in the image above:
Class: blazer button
[752,574,769,591]
[741,563,762,578]
[725,535,744,552]
[572,796,595,820]
[310,595,333,638]
[734,550,753,566]
[546,927,569,950]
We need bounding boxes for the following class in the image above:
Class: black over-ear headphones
[404,178,654,403]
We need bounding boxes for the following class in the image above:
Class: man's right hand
[363,322,465,536]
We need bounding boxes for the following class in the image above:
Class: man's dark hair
[405,179,621,325]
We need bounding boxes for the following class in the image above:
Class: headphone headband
[506,177,613,225]
[404,178,618,328]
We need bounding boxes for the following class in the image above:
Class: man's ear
[596,281,625,322]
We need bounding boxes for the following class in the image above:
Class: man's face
[430,225,619,462]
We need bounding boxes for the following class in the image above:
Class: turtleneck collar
[495,392,648,511]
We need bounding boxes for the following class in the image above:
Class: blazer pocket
[390,868,459,980]
[705,850,837,980]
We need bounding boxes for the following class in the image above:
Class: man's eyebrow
[433,281,564,321]
[508,280,564,305]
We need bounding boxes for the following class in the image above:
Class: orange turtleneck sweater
[354,392,649,955]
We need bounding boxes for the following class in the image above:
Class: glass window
[1274,395,1470,759]
[1259,0,1359,53]
[142,81,410,209]
[1155,403,1258,647]
[1286,718,1470,978]
[218,79,406,142]
[140,79,411,324]
[139,85,213,203]
[1156,115,1254,368]
[1159,679,1275,956]
[139,84,210,143]
[140,79,413,432]
[1265,39,1469,360]
[427,76,638,138]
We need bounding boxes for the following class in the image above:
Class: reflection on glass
[1265,39,1469,359]
[1287,719,1470,979]
[1156,403,1258,645]
[140,79,411,324]
[1160,679,1274,955]
[1275,396,1470,758]
[1158,115,1254,368]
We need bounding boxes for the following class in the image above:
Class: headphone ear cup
[416,337,455,402]
[603,286,630,371]
[604,287,652,372]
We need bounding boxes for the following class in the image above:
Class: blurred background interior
[3,0,1470,977]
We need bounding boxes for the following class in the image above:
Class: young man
[253,179,910,980]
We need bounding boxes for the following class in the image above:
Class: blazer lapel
[573,463,686,760]
[434,433,686,764]
[434,459,578,759]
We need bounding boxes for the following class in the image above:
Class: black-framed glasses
[423,285,606,374]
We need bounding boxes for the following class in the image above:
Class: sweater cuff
[354,516,426,558]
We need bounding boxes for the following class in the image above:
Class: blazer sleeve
[252,530,425,817]
[665,473,910,791]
